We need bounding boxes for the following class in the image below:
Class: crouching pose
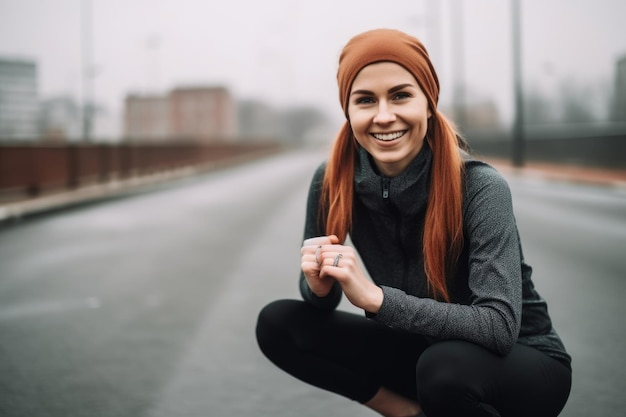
[256,28,571,417]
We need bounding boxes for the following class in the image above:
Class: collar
[354,143,432,216]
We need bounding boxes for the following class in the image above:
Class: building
[0,58,39,141]
[124,94,170,142]
[169,86,236,141]
[123,86,237,143]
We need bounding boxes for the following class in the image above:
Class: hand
[317,244,384,314]
[301,235,340,297]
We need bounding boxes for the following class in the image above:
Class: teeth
[373,131,405,141]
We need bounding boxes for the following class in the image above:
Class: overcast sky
[1,0,625,136]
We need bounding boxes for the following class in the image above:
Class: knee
[255,300,289,345]
[416,341,482,414]
[255,299,304,358]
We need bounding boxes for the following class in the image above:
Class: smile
[371,130,407,141]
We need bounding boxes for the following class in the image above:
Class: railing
[0,142,282,203]
[465,129,626,170]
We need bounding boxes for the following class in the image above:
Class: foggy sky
[0,0,624,137]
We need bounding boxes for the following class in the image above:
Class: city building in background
[124,94,170,142]
[612,55,626,121]
[0,57,39,141]
[169,86,236,141]
[124,86,237,143]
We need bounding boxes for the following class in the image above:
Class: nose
[373,101,396,124]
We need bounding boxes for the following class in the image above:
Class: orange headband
[337,28,440,116]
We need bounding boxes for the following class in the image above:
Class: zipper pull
[382,177,390,199]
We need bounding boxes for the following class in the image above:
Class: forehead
[350,61,417,91]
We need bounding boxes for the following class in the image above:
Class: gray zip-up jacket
[300,144,571,368]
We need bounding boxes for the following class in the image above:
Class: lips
[371,130,407,141]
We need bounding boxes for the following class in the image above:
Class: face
[348,61,431,177]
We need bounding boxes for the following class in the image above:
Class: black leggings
[256,299,571,417]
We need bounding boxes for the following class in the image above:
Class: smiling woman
[255,28,572,417]
[348,63,431,177]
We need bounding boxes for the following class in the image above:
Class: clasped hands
[301,235,383,314]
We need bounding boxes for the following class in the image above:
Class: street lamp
[511,0,525,167]
[81,0,94,142]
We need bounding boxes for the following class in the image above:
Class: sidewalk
[1,156,625,225]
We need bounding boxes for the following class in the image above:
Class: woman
[255,28,571,417]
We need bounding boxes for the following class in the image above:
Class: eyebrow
[350,83,415,96]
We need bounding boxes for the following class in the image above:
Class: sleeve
[298,162,343,310]
[373,164,522,356]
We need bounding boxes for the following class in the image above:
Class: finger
[301,261,322,275]
[328,235,340,244]
[303,236,333,247]
[319,252,345,267]
[300,244,324,259]
[301,254,317,263]
[302,260,321,268]
[331,253,344,267]
[315,245,323,265]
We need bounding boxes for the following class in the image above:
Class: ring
[315,245,322,265]
[333,253,343,267]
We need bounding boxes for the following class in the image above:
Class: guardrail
[0,142,282,203]
[465,130,626,170]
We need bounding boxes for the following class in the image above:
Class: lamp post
[511,0,525,167]
[81,0,93,143]
[451,0,467,133]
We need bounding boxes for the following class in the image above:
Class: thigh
[417,340,572,417]
[257,299,429,399]
[259,299,427,364]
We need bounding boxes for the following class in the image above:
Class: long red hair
[320,112,465,302]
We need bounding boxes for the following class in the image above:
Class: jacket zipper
[382,176,410,291]
[382,177,390,200]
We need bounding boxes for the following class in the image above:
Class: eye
[354,96,375,105]
[393,91,411,100]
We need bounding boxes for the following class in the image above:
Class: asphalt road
[0,149,624,417]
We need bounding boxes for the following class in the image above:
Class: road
[0,149,624,417]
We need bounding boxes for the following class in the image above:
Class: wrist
[310,287,331,298]
[308,281,335,298]
[365,286,384,314]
